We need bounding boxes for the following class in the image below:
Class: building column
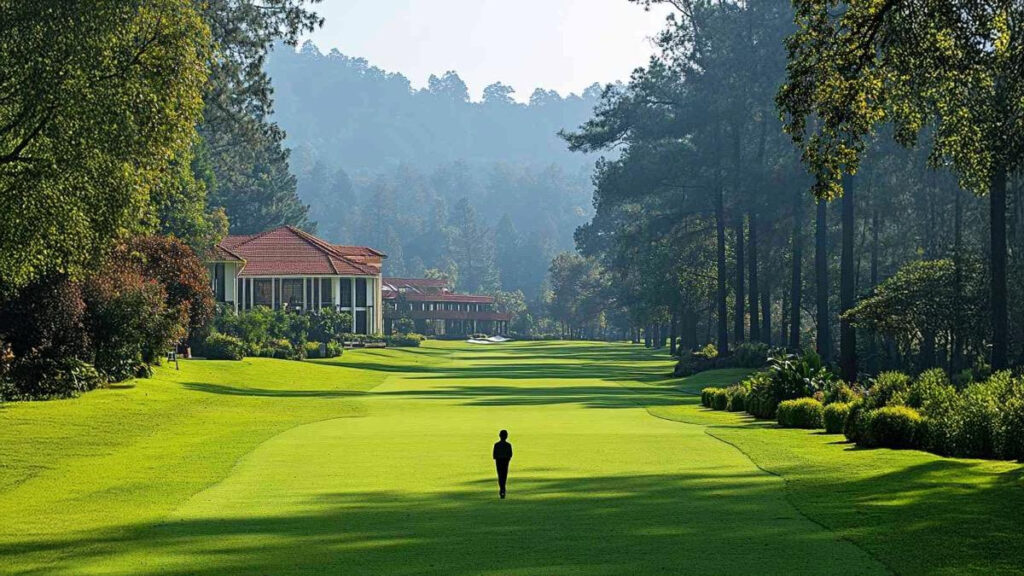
[351,277,357,332]
[333,277,340,310]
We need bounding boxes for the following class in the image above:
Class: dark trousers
[495,459,510,493]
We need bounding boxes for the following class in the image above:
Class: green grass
[0,341,1021,575]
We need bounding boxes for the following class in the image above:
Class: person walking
[492,430,513,499]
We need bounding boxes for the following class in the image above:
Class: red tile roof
[384,291,495,304]
[215,226,381,277]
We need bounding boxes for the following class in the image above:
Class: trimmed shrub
[261,338,303,360]
[844,401,867,443]
[326,341,344,358]
[918,384,965,456]
[387,333,425,347]
[700,387,720,408]
[896,368,953,409]
[859,406,923,449]
[957,374,1007,458]
[777,398,825,429]
[726,385,747,412]
[866,371,912,409]
[712,388,730,411]
[1000,394,1024,461]
[304,341,324,359]
[199,333,244,360]
[823,402,852,434]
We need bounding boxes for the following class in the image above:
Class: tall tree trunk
[716,173,729,353]
[735,217,746,344]
[670,309,679,355]
[868,207,880,373]
[840,176,857,381]
[748,211,761,342]
[761,276,772,347]
[789,187,804,349]
[991,167,1008,370]
[816,198,831,362]
[952,186,964,371]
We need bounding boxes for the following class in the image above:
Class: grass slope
[0,341,1021,575]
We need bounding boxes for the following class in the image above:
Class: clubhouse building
[382,278,511,336]
[205,226,385,334]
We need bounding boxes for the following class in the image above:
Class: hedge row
[698,364,1024,462]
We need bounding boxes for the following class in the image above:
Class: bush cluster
[673,342,768,377]
[196,333,245,361]
[823,402,852,434]
[777,398,825,429]
[0,236,210,400]
[386,333,426,347]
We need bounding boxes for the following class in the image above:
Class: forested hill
[263,42,605,299]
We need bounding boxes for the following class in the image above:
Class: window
[356,278,367,307]
[237,278,244,308]
[211,264,226,302]
[253,279,272,307]
[356,310,367,334]
[281,279,303,308]
[321,279,333,308]
[341,279,352,307]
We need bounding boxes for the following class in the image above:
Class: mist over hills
[264,42,610,298]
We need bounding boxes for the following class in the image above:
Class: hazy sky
[299,0,674,101]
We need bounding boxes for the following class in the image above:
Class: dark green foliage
[199,333,245,361]
[124,236,214,343]
[823,402,852,434]
[777,398,825,429]
[895,369,954,410]
[844,402,867,444]
[731,343,769,368]
[2,356,104,401]
[765,351,836,403]
[858,407,923,450]
[744,372,780,420]
[844,260,987,371]
[866,372,912,409]
[83,267,182,383]
[824,381,862,405]
[308,309,354,344]
[392,318,416,334]
[0,0,209,293]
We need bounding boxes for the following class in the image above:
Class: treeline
[550,0,1024,377]
[0,0,319,399]
[263,43,600,299]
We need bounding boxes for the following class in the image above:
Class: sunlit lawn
[0,341,1021,575]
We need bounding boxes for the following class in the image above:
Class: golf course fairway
[2,341,1021,575]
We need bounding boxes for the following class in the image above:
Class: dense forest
[550,0,1024,377]
[263,43,602,298]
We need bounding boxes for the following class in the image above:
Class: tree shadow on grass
[182,383,369,398]
[0,473,887,576]
[375,383,687,409]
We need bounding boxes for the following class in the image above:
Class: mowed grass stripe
[19,341,881,575]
